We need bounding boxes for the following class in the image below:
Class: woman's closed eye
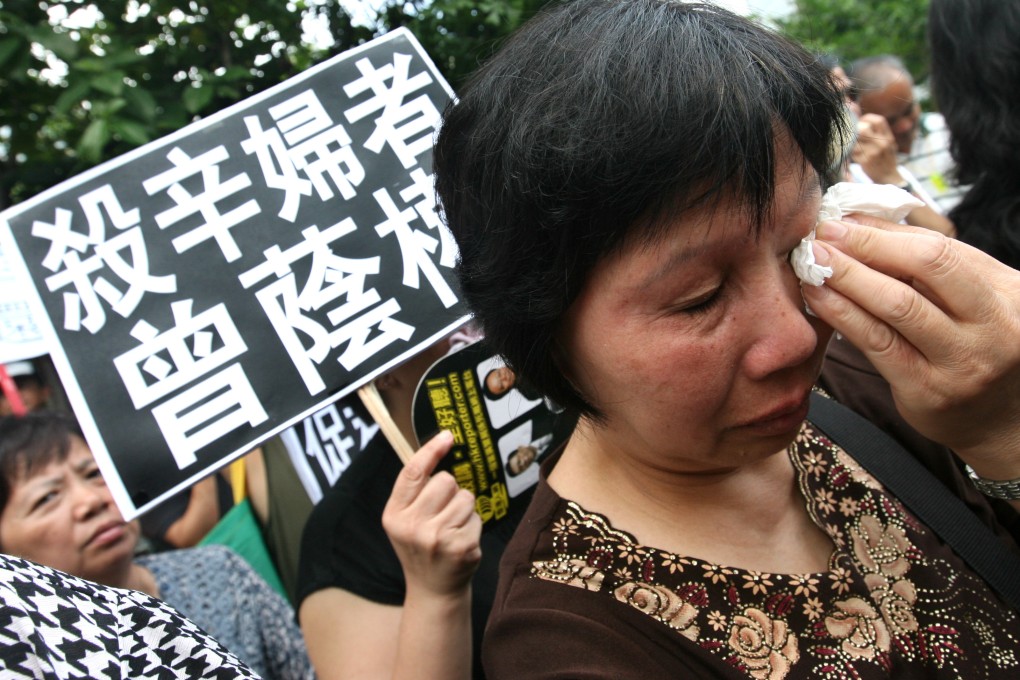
[674,286,724,316]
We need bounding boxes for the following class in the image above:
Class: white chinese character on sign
[142,146,260,262]
[343,403,379,450]
[398,167,457,269]
[112,299,265,468]
[303,404,356,487]
[30,185,177,333]
[343,52,440,169]
[238,219,415,394]
[242,89,365,222]
[373,184,457,308]
[152,363,267,469]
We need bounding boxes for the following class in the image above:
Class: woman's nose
[71,481,109,519]
[741,265,820,381]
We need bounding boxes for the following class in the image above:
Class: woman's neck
[548,421,834,574]
[118,562,160,598]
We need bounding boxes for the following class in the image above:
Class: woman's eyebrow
[637,173,820,289]
[638,240,713,289]
[72,458,95,473]
[18,474,62,498]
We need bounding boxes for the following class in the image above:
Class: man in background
[0,359,52,416]
[849,54,965,212]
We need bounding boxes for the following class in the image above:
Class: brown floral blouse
[508,422,1020,679]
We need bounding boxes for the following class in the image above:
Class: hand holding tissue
[798,186,1020,474]
[791,182,923,286]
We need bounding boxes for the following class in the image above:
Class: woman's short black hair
[929,0,1020,269]
[434,0,846,418]
[0,413,84,514]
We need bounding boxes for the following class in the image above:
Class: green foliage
[777,0,931,85]
[384,0,551,88]
[0,0,551,207]
[0,1,369,207]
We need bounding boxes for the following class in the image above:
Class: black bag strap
[808,391,1020,612]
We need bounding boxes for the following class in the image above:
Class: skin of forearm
[391,586,473,680]
[162,477,220,547]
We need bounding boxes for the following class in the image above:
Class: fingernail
[802,281,830,298]
[816,220,848,240]
[811,240,830,266]
[436,430,454,445]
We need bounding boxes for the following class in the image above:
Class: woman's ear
[374,371,399,393]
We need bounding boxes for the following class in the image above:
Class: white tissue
[790,228,833,286]
[790,182,924,287]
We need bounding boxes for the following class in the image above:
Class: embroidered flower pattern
[552,517,578,537]
[617,542,646,564]
[728,607,800,679]
[850,515,912,578]
[802,597,824,621]
[742,571,774,596]
[533,557,605,592]
[802,451,828,478]
[527,422,1020,678]
[825,596,891,660]
[828,566,853,595]
[660,552,691,574]
[703,563,734,584]
[814,489,837,514]
[864,573,918,636]
[614,581,700,640]
[825,523,846,548]
[788,575,819,597]
[709,610,728,631]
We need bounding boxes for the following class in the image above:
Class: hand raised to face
[803,216,1020,479]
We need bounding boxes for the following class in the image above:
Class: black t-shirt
[296,435,533,680]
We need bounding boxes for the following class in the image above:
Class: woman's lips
[736,394,811,437]
[88,521,127,548]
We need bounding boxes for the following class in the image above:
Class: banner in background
[0,241,47,364]
[279,392,380,505]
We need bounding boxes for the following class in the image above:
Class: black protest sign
[412,340,573,525]
[0,28,469,519]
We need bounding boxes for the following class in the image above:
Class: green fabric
[199,498,287,599]
[260,436,314,605]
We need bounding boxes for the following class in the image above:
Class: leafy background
[0,0,929,207]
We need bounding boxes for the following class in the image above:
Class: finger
[806,236,960,363]
[386,430,454,510]
[803,273,928,388]
[410,471,463,518]
[836,213,933,236]
[859,113,893,136]
[816,218,997,321]
[434,487,479,530]
[438,502,484,561]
